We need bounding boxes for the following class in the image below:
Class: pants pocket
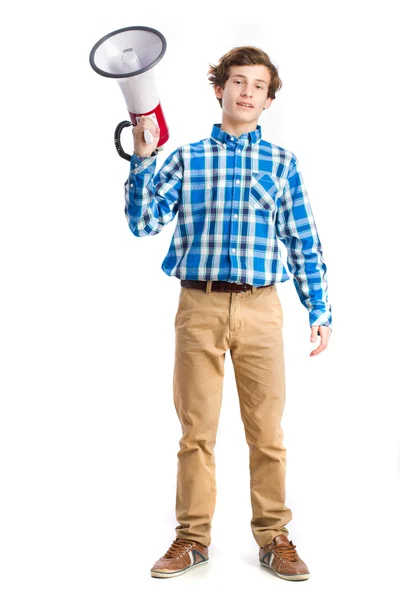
[174,287,189,327]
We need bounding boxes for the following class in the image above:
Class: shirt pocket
[249,172,278,213]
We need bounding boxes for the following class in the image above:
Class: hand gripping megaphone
[89,25,169,161]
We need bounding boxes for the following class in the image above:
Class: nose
[241,86,252,98]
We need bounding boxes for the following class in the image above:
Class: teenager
[124,45,332,581]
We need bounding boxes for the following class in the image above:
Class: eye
[234,80,243,84]
[256,85,263,89]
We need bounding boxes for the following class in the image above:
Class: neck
[220,114,258,138]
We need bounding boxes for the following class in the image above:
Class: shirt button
[235,179,240,184]
[238,148,241,153]
[234,214,238,219]
[232,248,236,253]
[130,183,134,187]
[134,163,138,167]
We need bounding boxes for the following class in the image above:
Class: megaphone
[89,25,169,161]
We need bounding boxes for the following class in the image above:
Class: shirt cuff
[310,313,332,336]
[130,150,158,175]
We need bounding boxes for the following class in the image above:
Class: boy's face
[215,64,273,129]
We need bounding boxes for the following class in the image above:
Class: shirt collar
[210,123,262,147]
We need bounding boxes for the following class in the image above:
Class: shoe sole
[259,560,310,581]
[150,559,209,578]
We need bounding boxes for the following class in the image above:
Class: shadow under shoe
[150,538,209,578]
[259,534,310,581]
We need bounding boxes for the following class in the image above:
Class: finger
[320,328,331,343]
[310,341,328,357]
[141,116,159,133]
[139,116,153,127]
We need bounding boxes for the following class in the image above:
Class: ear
[215,84,224,100]
[263,97,273,110]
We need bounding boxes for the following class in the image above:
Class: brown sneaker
[150,538,209,578]
[259,534,310,581]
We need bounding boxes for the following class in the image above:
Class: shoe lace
[163,538,195,558]
[274,542,300,562]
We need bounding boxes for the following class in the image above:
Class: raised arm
[124,146,183,237]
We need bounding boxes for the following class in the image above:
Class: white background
[1,0,399,598]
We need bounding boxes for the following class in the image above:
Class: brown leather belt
[180,280,272,293]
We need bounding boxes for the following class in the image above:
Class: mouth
[237,102,254,109]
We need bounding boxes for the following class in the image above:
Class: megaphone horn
[89,26,169,160]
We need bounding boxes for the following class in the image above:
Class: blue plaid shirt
[124,123,332,331]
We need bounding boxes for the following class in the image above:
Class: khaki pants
[173,281,292,548]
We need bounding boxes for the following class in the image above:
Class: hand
[132,115,160,157]
[309,325,331,357]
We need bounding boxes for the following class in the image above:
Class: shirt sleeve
[275,154,332,335]
[124,147,183,236]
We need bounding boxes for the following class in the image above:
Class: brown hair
[208,46,282,109]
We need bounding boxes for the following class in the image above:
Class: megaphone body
[116,68,169,146]
[89,26,169,156]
